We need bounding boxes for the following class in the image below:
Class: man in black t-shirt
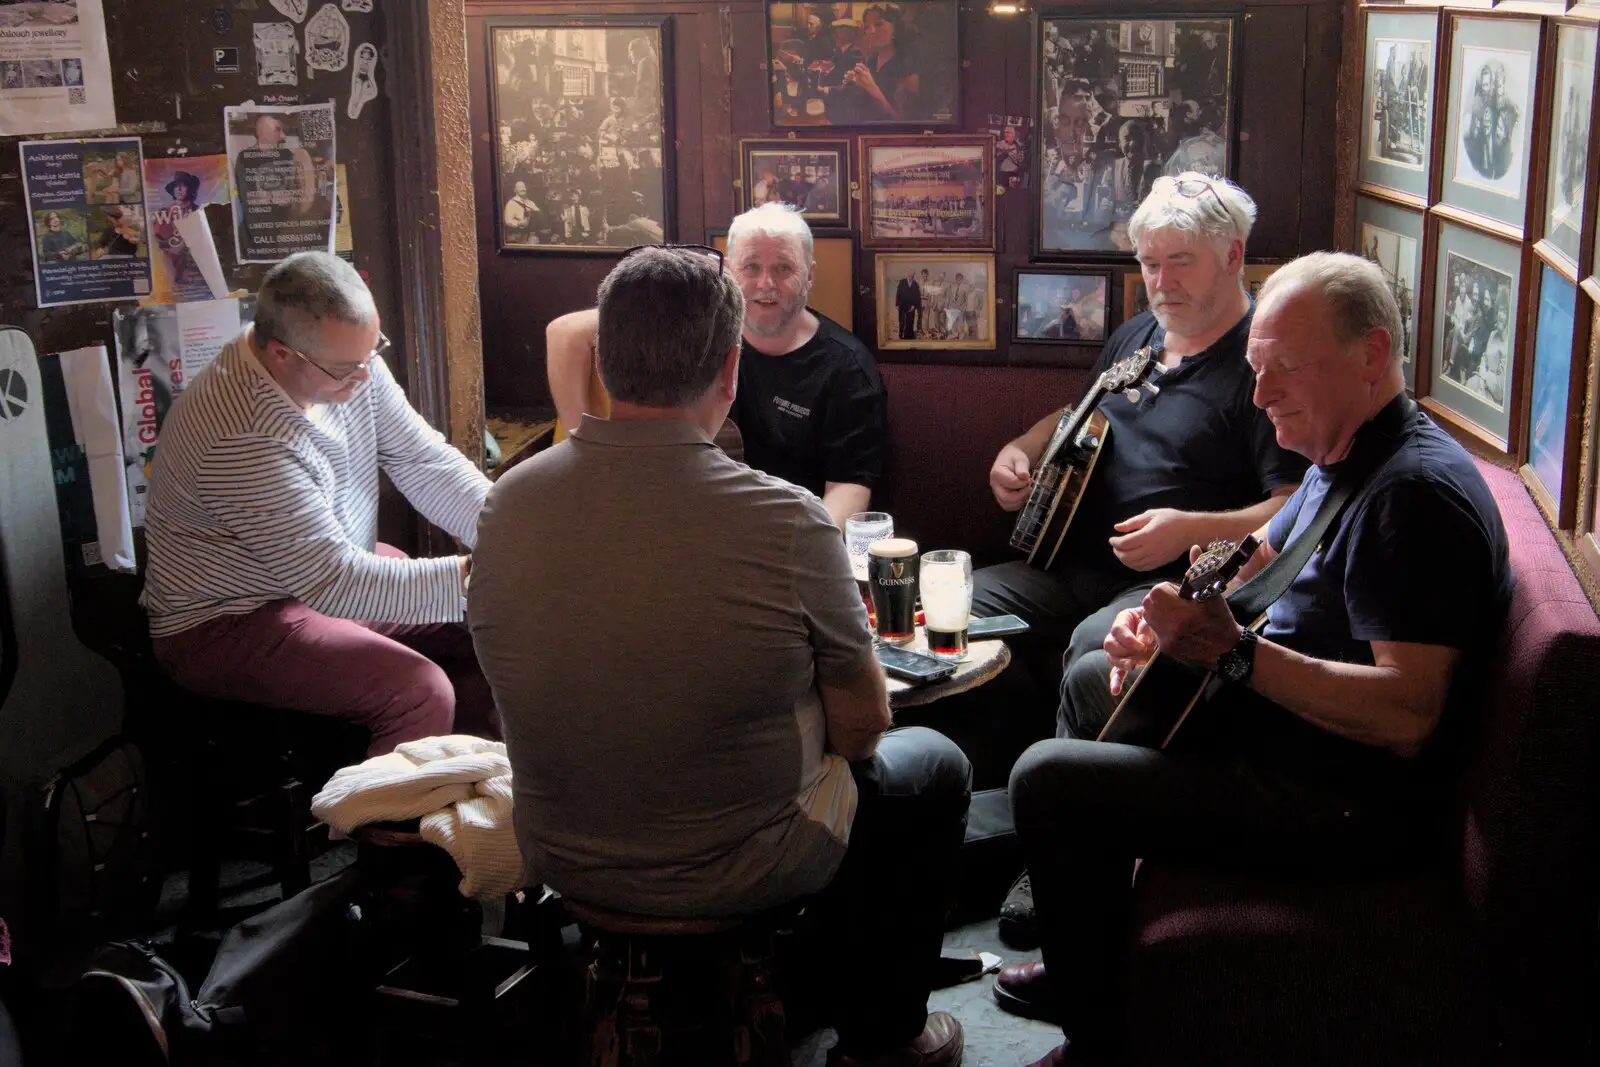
[546,203,886,527]
[1003,252,1511,1066]
[967,175,1307,946]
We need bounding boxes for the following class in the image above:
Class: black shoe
[997,870,1038,949]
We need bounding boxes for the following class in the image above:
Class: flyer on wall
[113,298,251,526]
[142,154,232,304]
[0,1,116,136]
[224,101,337,264]
[21,135,153,307]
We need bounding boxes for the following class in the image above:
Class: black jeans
[1009,727,1428,1055]
[804,726,972,1056]
[908,560,1154,790]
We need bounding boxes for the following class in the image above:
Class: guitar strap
[1224,397,1416,625]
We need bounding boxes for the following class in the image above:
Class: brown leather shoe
[829,1011,964,1067]
[993,960,1058,1022]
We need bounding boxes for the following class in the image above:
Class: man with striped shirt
[142,252,496,755]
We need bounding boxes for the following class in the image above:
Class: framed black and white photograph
[876,252,996,350]
[1440,15,1542,231]
[860,135,993,248]
[739,139,850,226]
[487,18,673,253]
[1359,9,1438,199]
[1429,222,1524,449]
[1543,23,1597,268]
[1013,269,1110,344]
[1036,14,1239,255]
[767,2,960,128]
[1356,196,1424,392]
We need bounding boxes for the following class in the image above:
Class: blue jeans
[804,726,971,1056]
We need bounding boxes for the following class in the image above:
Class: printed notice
[0,1,116,136]
[21,136,154,307]
[224,102,338,264]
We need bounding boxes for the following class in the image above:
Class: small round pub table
[884,628,1011,710]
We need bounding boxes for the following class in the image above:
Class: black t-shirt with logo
[1061,307,1310,581]
[732,311,887,497]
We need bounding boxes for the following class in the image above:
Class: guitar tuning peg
[1123,387,1142,403]
[1143,380,1160,396]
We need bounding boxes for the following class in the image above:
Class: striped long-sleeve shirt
[142,328,491,638]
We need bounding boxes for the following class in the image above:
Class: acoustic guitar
[1095,534,1261,749]
[1009,345,1160,571]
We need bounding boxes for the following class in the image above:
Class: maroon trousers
[153,545,499,756]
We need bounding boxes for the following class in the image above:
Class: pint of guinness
[867,537,919,645]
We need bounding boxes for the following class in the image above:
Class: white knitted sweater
[311,735,525,900]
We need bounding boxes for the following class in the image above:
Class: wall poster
[224,102,337,264]
[21,136,153,307]
[142,155,232,305]
[0,0,116,136]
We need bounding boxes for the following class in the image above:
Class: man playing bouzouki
[969,175,1308,945]
[1001,253,1512,1067]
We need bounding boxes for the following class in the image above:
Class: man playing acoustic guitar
[1001,252,1512,1066]
[969,175,1308,945]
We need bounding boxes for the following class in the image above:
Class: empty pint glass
[868,537,919,645]
[845,511,894,610]
[920,550,972,660]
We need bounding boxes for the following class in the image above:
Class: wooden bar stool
[563,897,789,1067]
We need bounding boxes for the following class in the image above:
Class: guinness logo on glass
[890,559,905,580]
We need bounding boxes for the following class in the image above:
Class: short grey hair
[595,247,745,408]
[254,252,376,353]
[726,202,813,265]
[1258,251,1403,361]
[1128,172,1257,251]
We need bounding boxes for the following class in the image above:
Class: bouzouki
[1009,345,1161,571]
[1096,534,1260,750]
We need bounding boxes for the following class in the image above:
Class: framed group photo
[1439,14,1542,233]
[1036,14,1239,255]
[860,134,993,248]
[767,1,960,129]
[1429,222,1524,451]
[876,252,997,350]
[740,139,850,227]
[1358,8,1438,201]
[1013,269,1110,344]
[486,17,673,253]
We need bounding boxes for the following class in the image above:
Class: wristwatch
[1216,629,1258,685]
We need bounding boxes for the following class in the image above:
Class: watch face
[1218,652,1248,683]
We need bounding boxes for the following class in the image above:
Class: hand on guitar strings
[1104,607,1158,696]
[1108,508,1198,571]
[1140,582,1244,676]
[990,444,1034,511]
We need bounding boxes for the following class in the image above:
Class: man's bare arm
[821,481,872,530]
[818,661,891,762]
[546,308,600,432]
[1249,639,1461,758]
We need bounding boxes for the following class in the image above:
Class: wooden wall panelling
[1237,4,1308,257]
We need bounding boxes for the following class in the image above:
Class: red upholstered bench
[1121,460,1600,1066]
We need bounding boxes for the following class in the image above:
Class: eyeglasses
[1158,175,1227,212]
[621,242,725,274]
[279,332,392,383]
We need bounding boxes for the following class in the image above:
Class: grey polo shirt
[469,415,873,917]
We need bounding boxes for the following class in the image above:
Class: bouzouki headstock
[1178,533,1261,602]
[1097,344,1160,401]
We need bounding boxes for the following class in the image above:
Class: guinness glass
[920,550,972,661]
[868,537,919,645]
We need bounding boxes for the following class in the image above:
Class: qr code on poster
[68,88,85,105]
[298,108,333,140]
